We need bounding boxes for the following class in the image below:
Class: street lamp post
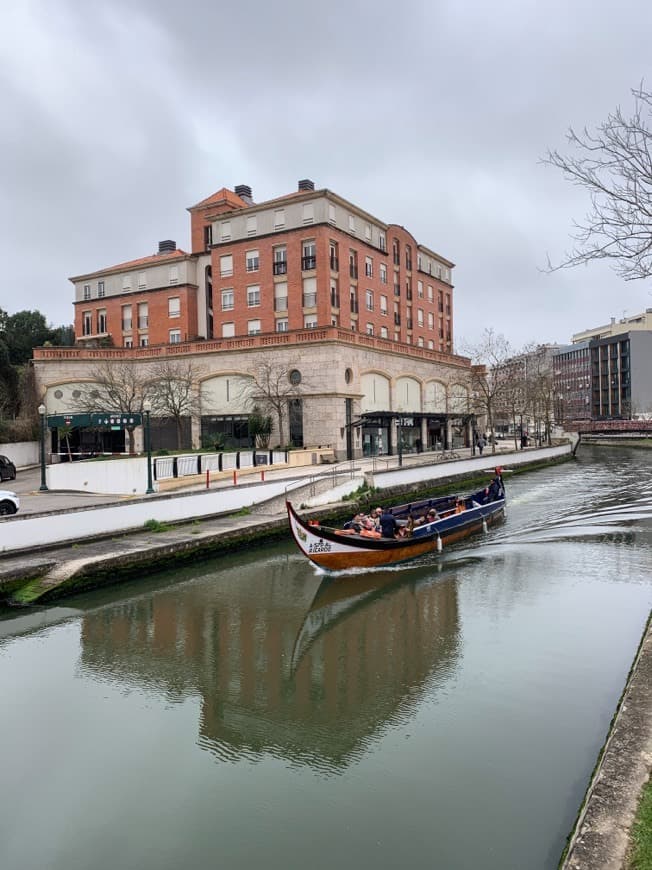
[143,399,154,494]
[38,404,49,491]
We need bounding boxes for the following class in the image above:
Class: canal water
[1,447,651,870]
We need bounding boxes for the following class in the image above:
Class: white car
[0,490,19,516]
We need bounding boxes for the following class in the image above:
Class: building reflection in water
[79,553,461,773]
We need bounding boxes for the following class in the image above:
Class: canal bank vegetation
[627,780,652,868]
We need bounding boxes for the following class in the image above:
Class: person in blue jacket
[379,506,399,538]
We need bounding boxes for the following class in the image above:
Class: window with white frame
[273,245,287,274]
[428,339,434,349]
[351,320,357,331]
[302,202,314,224]
[221,289,234,310]
[138,272,147,289]
[276,318,289,332]
[380,263,387,284]
[247,319,261,335]
[417,309,424,327]
[380,326,388,338]
[168,297,180,317]
[169,329,181,344]
[274,281,288,311]
[379,231,386,252]
[247,285,260,307]
[220,220,231,241]
[97,281,105,298]
[222,322,235,338]
[169,265,178,285]
[246,250,259,272]
[139,335,149,347]
[97,309,107,333]
[302,240,316,270]
[137,302,148,329]
[122,274,132,291]
[82,310,92,335]
[246,215,257,236]
[365,256,373,277]
[83,284,91,300]
[380,294,388,315]
[417,336,424,347]
[348,214,356,234]
[124,337,133,348]
[302,276,317,308]
[366,323,374,336]
[364,222,371,240]
[303,315,318,328]
[428,311,434,329]
[274,209,285,229]
[365,289,374,311]
[220,254,233,277]
[122,305,132,331]
[427,284,433,301]
[417,280,424,298]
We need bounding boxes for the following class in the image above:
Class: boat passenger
[379,506,399,539]
[425,508,439,523]
[398,513,415,538]
[455,498,466,514]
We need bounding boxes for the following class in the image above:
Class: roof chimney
[158,240,177,253]
[234,184,254,205]
[298,178,315,192]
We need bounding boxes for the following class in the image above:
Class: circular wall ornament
[54,389,63,399]
[72,389,81,398]
[289,369,302,386]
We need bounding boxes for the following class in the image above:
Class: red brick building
[72,180,454,353]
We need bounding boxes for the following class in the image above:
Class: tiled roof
[189,187,248,210]
[70,249,190,281]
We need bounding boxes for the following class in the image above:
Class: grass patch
[231,506,251,516]
[627,779,652,868]
[143,519,170,533]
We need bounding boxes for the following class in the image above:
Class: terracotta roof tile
[71,249,190,281]
[189,187,248,210]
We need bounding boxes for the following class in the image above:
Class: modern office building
[589,330,652,420]
[552,342,591,422]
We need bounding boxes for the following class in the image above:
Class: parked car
[0,455,17,481]
[0,490,19,515]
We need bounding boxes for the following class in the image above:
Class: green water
[1,447,651,870]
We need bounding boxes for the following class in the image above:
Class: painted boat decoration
[286,474,506,571]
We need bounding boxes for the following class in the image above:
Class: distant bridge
[573,419,652,435]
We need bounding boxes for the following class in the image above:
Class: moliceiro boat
[287,470,506,571]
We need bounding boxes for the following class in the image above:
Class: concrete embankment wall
[0,478,302,555]
[0,441,38,468]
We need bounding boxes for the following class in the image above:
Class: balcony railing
[330,292,340,308]
[301,255,316,271]
[273,260,287,275]
[302,293,317,308]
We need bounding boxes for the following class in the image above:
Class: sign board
[45,412,142,429]
[90,413,142,428]
[46,414,92,428]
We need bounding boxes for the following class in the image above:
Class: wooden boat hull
[286,497,505,571]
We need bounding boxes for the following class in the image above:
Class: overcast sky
[2,0,651,350]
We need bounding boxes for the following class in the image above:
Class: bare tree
[72,361,152,454]
[461,330,517,453]
[543,85,652,280]
[146,359,204,450]
[241,360,306,448]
